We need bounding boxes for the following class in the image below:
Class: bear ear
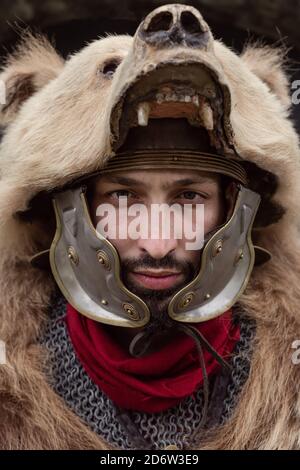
[0,31,64,125]
[241,44,291,109]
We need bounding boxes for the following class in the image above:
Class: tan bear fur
[0,18,300,449]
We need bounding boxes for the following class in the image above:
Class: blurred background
[0,0,299,131]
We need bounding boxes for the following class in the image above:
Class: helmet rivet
[97,250,111,270]
[235,249,244,263]
[180,292,194,309]
[101,299,108,305]
[204,293,211,300]
[123,303,140,321]
[212,239,223,257]
[67,246,79,266]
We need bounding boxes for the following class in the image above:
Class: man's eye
[177,191,205,200]
[109,190,134,199]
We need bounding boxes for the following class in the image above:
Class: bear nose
[139,4,211,49]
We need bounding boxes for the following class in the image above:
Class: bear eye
[101,58,121,79]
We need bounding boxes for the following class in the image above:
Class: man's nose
[137,237,178,260]
[138,3,211,49]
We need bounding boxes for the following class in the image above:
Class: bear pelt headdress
[0,4,300,450]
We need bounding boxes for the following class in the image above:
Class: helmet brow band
[100,151,248,186]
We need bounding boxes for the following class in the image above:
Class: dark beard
[120,252,198,334]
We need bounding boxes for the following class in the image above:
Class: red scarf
[66,304,240,413]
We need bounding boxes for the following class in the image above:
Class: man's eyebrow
[161,177,214,189]
[101,175,146,186]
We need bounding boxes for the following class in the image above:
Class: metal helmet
[49,119,268,328]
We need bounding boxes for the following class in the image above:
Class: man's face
[88,169,228,329]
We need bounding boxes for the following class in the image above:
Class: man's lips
[130,270,183,290]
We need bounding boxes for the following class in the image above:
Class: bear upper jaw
[109,60,234,155]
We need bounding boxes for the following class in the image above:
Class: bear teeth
[137,102,150,126]
[199,101,214,130]
[136,92,214,131]
[155,92,196,104]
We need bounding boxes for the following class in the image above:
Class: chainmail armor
[40,294,255,450]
